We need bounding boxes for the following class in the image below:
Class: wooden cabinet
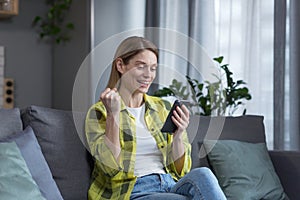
[0,0,18,18]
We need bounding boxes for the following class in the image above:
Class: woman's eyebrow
[135,60,158,67]
[135,60,146,65]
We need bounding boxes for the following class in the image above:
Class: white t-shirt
[126,104,166,177]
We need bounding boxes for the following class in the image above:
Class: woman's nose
[143,67,151,77]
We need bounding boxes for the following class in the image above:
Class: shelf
[0,0,18,18]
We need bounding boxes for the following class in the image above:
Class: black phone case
[161,100,182,133]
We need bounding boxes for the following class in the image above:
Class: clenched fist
[100,88,121,115]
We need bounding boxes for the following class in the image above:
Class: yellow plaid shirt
[85,94,192,200]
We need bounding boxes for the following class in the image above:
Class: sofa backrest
[21,105,93,200]
[188,115,266,168]
[0,108,23,139]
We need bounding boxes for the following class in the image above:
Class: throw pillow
[0,126,63,200]
[21,105,93,200]
[0,142,45,200]
[203,140,288,200]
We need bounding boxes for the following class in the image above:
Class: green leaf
[66,23,74,29]
[153,55,252,116]
[32,0,74,45]
[153,87,174,97]
[213,56,224,64]
[48,8,55,19]
[33,16,42,25]
[65,0,72,5]
[56,37,61,44]
[236,80,246,85]
[51,26,61,35]
[39,32,45,38]
[197,83,204,91]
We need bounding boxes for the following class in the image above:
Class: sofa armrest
[269,150,300,200]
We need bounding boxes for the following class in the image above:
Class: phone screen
[161,100,182,133]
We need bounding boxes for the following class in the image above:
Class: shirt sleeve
[85,103,122,177]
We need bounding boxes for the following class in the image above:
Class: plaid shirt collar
[119,93,162,113]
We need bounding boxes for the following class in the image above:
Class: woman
[85,36,226,200]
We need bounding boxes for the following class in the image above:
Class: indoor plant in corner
[32,0,74,44]
[153,56,252,116]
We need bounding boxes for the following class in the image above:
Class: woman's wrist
[104,135,121,159]
[107,111,120,119]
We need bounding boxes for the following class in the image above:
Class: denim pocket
[131,174,162,194]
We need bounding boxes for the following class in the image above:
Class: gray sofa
[0,105,299,200]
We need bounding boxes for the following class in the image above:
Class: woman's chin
[137,87,149,93]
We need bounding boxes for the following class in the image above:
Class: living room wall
[0,0,51,109]
[0,0,90,110]
[52,1,90,110]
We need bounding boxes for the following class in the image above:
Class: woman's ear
[116,58,125,74]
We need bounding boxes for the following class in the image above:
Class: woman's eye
[136,64,157,72]
[150,67,157,72]
[137,65,144,69]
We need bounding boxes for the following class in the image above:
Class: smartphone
[161,100,182,133]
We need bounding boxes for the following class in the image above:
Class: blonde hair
[106,36,159,89]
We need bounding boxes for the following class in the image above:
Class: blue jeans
[130,167,227,200]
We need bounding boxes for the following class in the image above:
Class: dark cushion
[189,115,265,168]
[269,150,300,200]
[21,106,93,200]
[0,108,23,139]
[0,126,63,200]
[204,140,287,200]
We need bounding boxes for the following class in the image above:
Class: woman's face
[118,50,157,95]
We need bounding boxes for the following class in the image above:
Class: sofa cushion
[269,151,300,200]
[204,140,287,200]
[0,108,23,139]
[0,142,45,200]
[189,115,265,168]
[21,106,93,200]
[0,126,63,200]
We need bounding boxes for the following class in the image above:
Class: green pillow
[204,140,288,200]
[0,142,45,200]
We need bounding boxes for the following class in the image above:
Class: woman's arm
[100,88,121,161]
[172,134,186,173]
[171,104,190,173]
[85,106,121,176]
[85,88,123,176]
[104,113,121,161]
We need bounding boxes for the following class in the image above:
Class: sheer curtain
[145,0,218,99]
[213,0,274,148]
[90,0,280,149]
[288,0,300,150]
[274,0,300,150]
[146,0,275,148]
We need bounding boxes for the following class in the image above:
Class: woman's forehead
[130,50,157,64]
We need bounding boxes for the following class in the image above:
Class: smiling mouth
[138,80,151,87]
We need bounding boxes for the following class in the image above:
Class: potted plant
[32,0,74,44]
[153,56,252,116]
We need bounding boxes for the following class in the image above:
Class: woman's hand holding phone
[161,100,190,134]
[172,102,190,135]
